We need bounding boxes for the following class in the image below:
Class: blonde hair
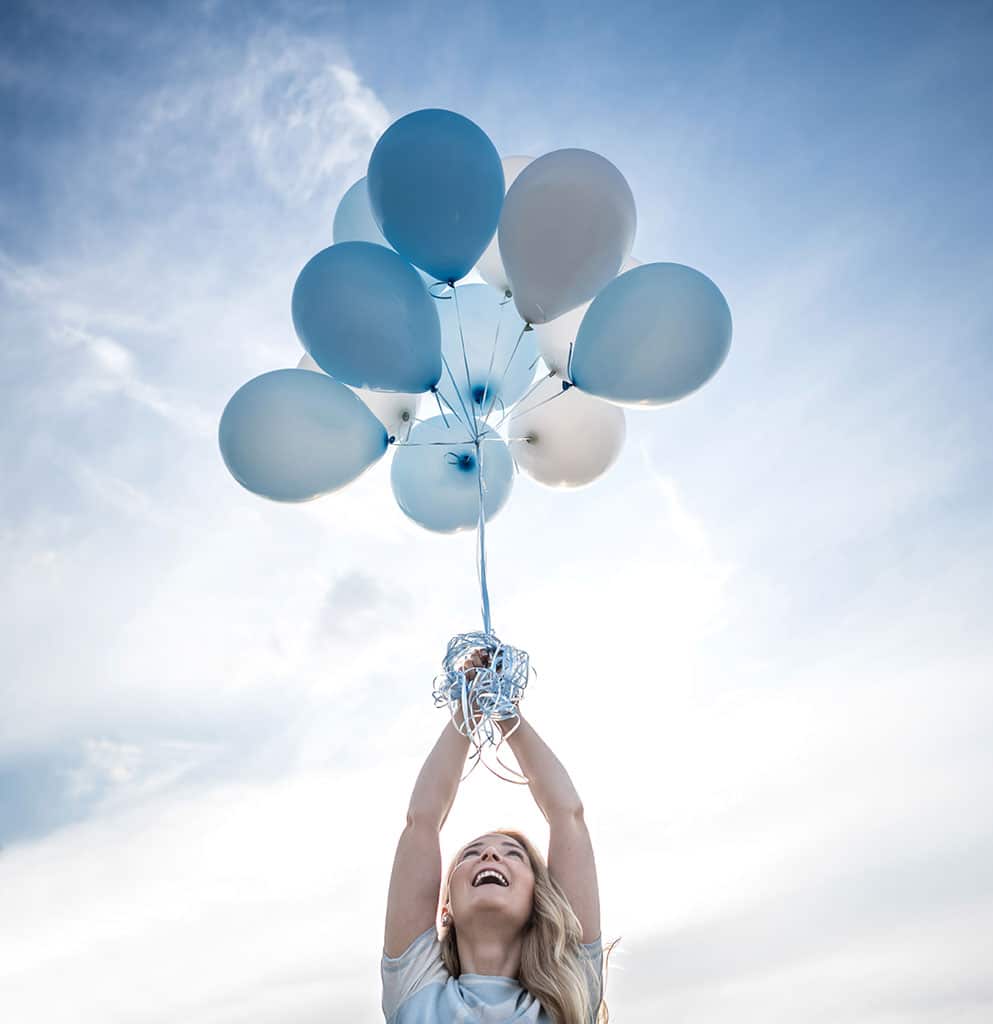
[440,828,616,1024]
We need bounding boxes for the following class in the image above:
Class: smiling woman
[382,652,614,1023]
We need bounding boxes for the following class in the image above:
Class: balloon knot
[388,435,396,444]
[561,380,573,391]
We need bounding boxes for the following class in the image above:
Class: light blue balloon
[367,109,504,283]
[570,262,732,406]
[219,369,388,502]
[333,177,434,287]
[436,284,537,422]
[291,241,442,393]
[390,416,514,533]
[333,177,391,247]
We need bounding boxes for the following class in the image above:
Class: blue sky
[2,1,992,1021]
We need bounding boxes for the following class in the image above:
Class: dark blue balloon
[367,109,505,284]
[219,369,388,502]
[390,416,514,533]
[291,242,442,393]
[571,262,732,406]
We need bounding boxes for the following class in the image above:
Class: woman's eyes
[461,849,525,860]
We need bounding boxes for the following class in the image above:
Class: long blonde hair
[440,828,616,1024]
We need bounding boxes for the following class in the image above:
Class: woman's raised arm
[497,712,601,943]
[384,716,470,958]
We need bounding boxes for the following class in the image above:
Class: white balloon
[508,375,625,487]
[296,353,420,439]
[475,155,533,294]
[499,149,636,324]
[533,257,642,375]
[297,353,323,373]
[355,389,422,441]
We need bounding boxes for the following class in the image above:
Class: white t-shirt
[382,926,604,1023]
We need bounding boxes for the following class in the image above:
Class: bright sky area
[2,1,992,1021]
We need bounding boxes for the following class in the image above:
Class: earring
[441,913,451,926]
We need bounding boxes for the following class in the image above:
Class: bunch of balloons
[219,108,732,767]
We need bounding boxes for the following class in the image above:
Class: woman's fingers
[461,649,492,684]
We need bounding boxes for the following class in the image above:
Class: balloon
[499,149,636,324]
[219,369,388,502]
[475,155,533,294]
[291,241,441,393]
[435,284,536,422]
[332,177,391,248]
[533,256,642,376]
[332,178,433,287]
[390,416,514,533]
[367,109,504,283]
[570,262,732,406]
[508,376,625,487]
[297,354,421,439]
[297,353,322,372]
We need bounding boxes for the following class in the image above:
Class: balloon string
[432,631,531,785]
[482,323,530,421]
[391,436,516,448]
[451,285,480,440]
[426,290,533,784]
[430,387,451,429]
[478,298,505,423]
[493,370,555,429]
[475,438,492,635]
[439,353,477,436]
[434,384,475,432]
[502,379,572,425]
[430,285,477,436]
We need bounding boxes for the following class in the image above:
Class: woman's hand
[452,648,491,729]
[460,648,523,724]
[461,648,491,684]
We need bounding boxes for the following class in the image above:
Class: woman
[382,650,611,1023]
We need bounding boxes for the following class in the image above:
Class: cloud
[0,764,395,1023]
[210,29,390,205]
[316,568,407,640]
[0,15,404,770]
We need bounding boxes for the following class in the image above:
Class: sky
[1,0,992,1020]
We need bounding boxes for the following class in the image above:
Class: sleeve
[381,926,449,1022]
[579,936,604,1022]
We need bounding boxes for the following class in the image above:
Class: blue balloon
[390,416,514,533]
[367,109,504,283]
[219,369,388,502]
[570,262,732,406]
[291,242,442,393]
[436,284,537,422]
[333,177,392,248]
[333,177,434,288]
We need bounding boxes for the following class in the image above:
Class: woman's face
[446,833,536,933]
